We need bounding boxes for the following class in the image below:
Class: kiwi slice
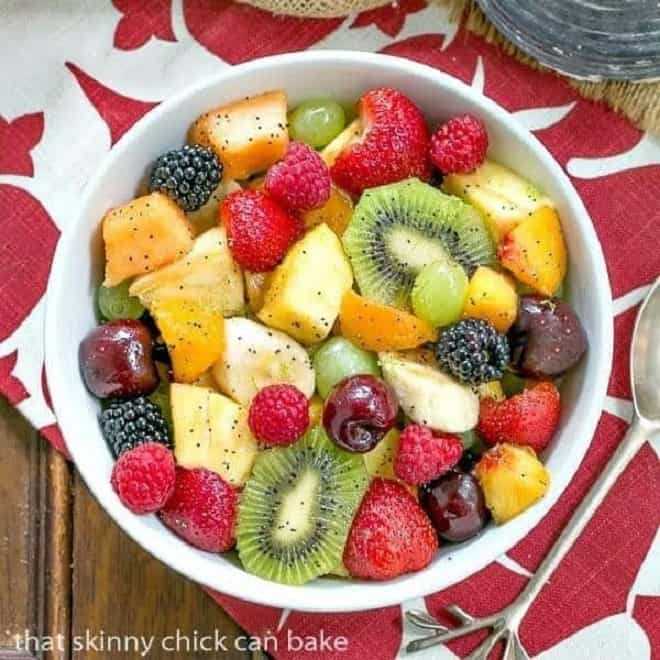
[236,426,368,585]
[343,178,496,309]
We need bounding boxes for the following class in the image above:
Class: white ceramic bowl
[45,51,613,612]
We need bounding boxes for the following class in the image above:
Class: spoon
[407,277,660,659]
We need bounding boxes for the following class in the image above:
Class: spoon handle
[512,416,650,616]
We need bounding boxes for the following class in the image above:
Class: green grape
[462,429,486,454]
[501,370,526,397]
[97,281,145,320]
[149,371,173,433]
[411,259,468,327]
[289,99,346,149]
[460,428,479,450]
[313,337,380,399]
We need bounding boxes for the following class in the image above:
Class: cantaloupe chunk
[102,192,193,286]
[188,90,288,180]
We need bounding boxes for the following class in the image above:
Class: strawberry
[330,88,430,195]
[221,189,302,272]
[160,467,238,552]
[343,478,438,580]
[478,381,561,452]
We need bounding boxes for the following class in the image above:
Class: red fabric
[1,2,658,658]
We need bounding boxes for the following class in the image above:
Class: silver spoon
[407,277,660,659]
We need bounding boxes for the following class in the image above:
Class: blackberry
[100,396,171,458]
[149,144,222,212]
[434,319,510,386]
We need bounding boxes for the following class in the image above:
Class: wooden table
[0,398,260,660]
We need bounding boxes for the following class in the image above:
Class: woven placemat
[238,0,660,134]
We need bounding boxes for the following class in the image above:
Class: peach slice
[463,266,519,333]
[498,206,567,297]
[302,185,353,236]
[339,290,436,351]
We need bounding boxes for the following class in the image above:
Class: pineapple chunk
[321,118,361,167]
[186,179,242,234]
[463,266,519,333]
[130,227,244,317]
[475,443,550,524]
[102,192,193,286]
[363,429,400,480]
[171,383,257,487]
[477,381,505,401]
[443,160,553,242]
[498,206,567,296]
[152,298,225,383]
[308,395,324,427]
[257,223,353,344]
[188,90,288,180]
[363,429,417,496]
[244,270,273,313]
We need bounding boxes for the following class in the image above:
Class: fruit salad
[79,87,588,585]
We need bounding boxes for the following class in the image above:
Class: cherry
[508,296,587,378]
[79,319,159,399]
[420,470,488,542]
[323,374,398,453]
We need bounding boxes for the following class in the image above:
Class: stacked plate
[477,0,660,81]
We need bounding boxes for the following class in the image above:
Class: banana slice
[380,352,478,433]
[212,317,315,405]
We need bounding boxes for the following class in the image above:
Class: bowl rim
[44,50,613,612]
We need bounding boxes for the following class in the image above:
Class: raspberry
[434,319,510,385]
[343,479,438,580]
[265,141,331,211]
[429,114,488,174]
[110,442,176,514]
[160,467,238,552]
[478,381,561,452]
[221,189,302,272]
[331,88,430,195]
[395,425,463,485]
[248,384,309,446]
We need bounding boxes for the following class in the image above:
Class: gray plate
[476,0,660,81]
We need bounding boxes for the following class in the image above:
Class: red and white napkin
[1,2,658,657]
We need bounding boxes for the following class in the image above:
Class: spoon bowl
[632,277,660,424]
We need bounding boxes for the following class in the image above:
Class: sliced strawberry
[343,478,438,580]
[160,467,238,552]
[330,88,430,195]
[478,381,561,452]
